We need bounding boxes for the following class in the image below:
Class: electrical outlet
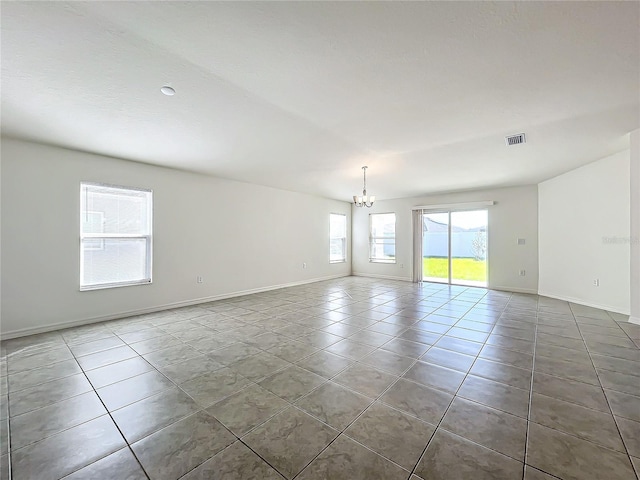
[519,269,526,276]
[593,279,600,287]
[400,263,404,268]
[197,276,203,284]
[517,238,526,245]
[302,262,307,269]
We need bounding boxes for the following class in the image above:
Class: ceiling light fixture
[353,166,375,208]
[160,86,175,96]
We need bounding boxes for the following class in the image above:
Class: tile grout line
[521,299,539,480]
[62,340,152,480]
[405,287,512,480]
[569,305,640,480]
[288,284,482,480]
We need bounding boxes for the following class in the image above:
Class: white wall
[352,186,539,293]
[0,138,351,337]
[539,150,630,314]
[630,129,639,324]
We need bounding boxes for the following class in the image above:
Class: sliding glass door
[422,210,488,287]
[423,212,450,283]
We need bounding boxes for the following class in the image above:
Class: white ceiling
[2,1,638,201]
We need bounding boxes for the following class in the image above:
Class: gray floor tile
[155,354,224,384]
[297,434,408,480]
[181,441,284,479]
[68,336,125,357]
[299,331,344,349]
[367,321,408,336]
[480,344,533,370]
[523,465,557,480]
[380,338,430,358]
[485,334,534,354]
[591,353,640,377]
[295,381,373,430]
[398,328,441,345]
[4,279,639,480]
[132,411,235,480]
[10,391,106,449]
[7,347,74,374]
[458,374,530,418]
[586,339,639,358]
[530,393,625,452]
[447,327,489,343]
[117,326,167,344]
[206,384,288,436]
[534,355,599,385]
[243,407,339,480]
[632,455,640,477]
[142,344,203,369]
[180,367,252,407]
[598,369,640,396]
[267,340,320,362]
[7,359,82,392]
[532,372,609,412]
[616,416,640,457]
[76,345,138,371]
[605,389,640,422]
[470,358,531,390]
[414,429,523,480]
[259,365,326,402]
[63,447,147,480]
[332,363,398,398]
[536,332,587,351]
[380,377,452,424]
[112,386,201,443]
[434,336,483,356]
[296,350,352,378]
[207,343,263,365]
[129,335,184,355]
[11,415,125,480]
[441,397,527,460]
[534,343,592,365]
[97,370,174,411]
[345,401,435,470]
[421,347,475,372]
[84,356,154,389]
[360,349,415,375]
[413,321,451,335]
[227,351,290,381]
[9,373,93,416]
[526,422,636,480]
[0,454,7,480]
[403,361,466,394]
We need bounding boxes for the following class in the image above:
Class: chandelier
[353,166,375,208]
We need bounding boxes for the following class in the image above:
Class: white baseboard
[537,290,630,316]
[490,285,539,295]
[352,272,412,282]
[1,274,350,340]
[629,316,640,325]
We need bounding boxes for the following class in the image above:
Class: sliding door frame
[412,201,493,287]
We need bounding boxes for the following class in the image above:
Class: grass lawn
[423,257,486,282]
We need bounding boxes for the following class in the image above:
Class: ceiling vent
[505,133,526,146]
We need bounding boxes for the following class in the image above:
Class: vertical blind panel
[82,238,149,286]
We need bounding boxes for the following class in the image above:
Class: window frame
[329,213,347,264]
[80,182,153,291]
[369,212,396,264]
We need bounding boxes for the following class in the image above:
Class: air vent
[505,133,526,146]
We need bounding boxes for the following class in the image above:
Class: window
[329,213,347,263]
[80,183,152,290]
[370,213,396,263]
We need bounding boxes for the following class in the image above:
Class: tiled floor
[1,276,639,480]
